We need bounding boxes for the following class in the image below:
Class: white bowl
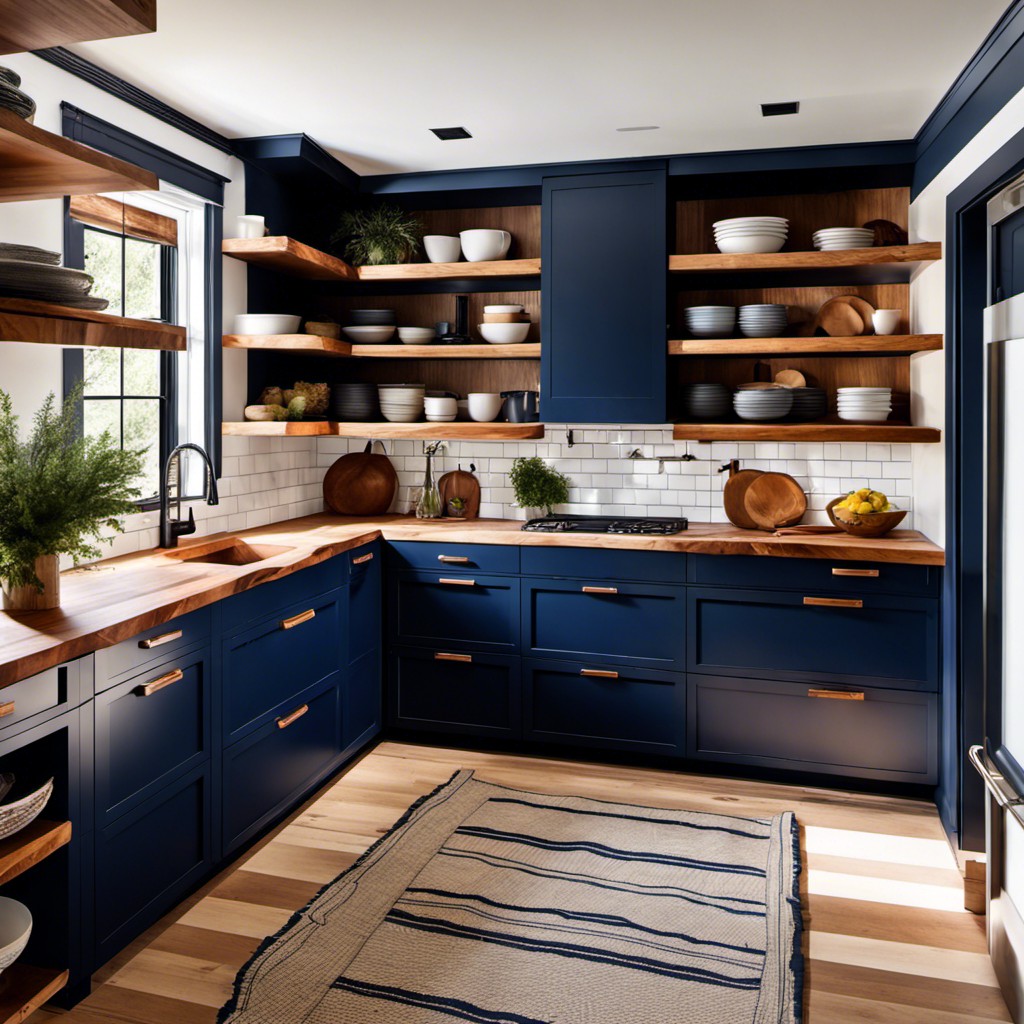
[468,392,504,422]
[872,309,902,335]
[478,322,530,344]
[838,410,891,422]
[397,327,437,344]
[713,216,788,229]
[460,229,511,262]
[716,235,787,254]
[422,235,461,263]
[343,325,396,343]
[484,304,524,314]
[233,313,300,336]
[715,225,789,236]
[0,898,31,975]
[424,396,457,417]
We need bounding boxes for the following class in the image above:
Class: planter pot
[515,506,546,522]
[2,556,60,612]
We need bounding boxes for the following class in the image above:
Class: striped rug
[219,769,803,1024]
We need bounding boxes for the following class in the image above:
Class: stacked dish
[331,383,379,422]
[733,387,794,421]
[738,304,788,338]
[378,383,425,423]
[681,383,731,420]
[813,227,874,251]
[345,309,396,342]
[0,67,35,121]
[0,246,107,309]
[684,305,736,338]
[786,387,829,422]
[713,216,788,254]
[837,387,892,422]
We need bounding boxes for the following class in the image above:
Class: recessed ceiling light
[761,101,800,117]
[616,125,660,132]
[430,126,472,141]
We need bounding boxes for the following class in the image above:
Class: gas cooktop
[521,514,688,535]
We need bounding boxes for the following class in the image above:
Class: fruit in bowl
[827,487,907,537]
[834,487,892,516]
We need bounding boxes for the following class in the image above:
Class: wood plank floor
[33,742,1011,1023]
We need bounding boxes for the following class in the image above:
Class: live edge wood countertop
[0,513,944,688]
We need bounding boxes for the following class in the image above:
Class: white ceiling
[69,0,1008,176]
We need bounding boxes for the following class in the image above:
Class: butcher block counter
[0,513,943,687]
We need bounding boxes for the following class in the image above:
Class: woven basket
[0,778,53,841]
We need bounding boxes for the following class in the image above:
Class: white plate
[483,304,524,313]
[713,216,788,228]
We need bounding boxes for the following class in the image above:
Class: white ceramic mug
[467,392,504,421]
[460,229,511,262]
[872,309,902,335]
[234,214,266,239]
[423,235,462,263]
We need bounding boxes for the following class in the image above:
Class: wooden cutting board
[439,468,481,519]
[323,443,398,516]
[743,472,807,530]
[722,469,764,529]
[812,295,875,336]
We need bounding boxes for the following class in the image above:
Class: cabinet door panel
[344,649,381,751]
[349,541,381,664]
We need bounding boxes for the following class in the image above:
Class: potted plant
[508,456,571,519]
[0,387,145,612]
[332,203,422,266]
[447,496,467,519]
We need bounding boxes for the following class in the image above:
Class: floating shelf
[673,421,941,443]
[221,237,357,281]
[0,0,155,54]
[0,963,69,1023]
[0,108,158,204]
[0,820,71,888]
[224,334,540,360]
[668,243,940,275]
[668,335,943,356]
[0,298,186,350]
[356,258,540,281]
[222,421,545,440]
[222,421,334,437]
[223,333,352,357]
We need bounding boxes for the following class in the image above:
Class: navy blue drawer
[524,658,684,755]
[95,607,212,690]
[222,685,343,854]
[521,546,685,584]
[688,675,937,783]
[349,541,381,664]
[688,554,940,597]
[388,646,520,738]
[94,645,211,826]
[223,588,346,741]
[688,587,939,690]
[522,578,685,670]
[0,659,86,738]
[386,541,519,575]
[389,571,519,653]
[221,557,346,633]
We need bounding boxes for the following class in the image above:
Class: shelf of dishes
[672,421,941,443]
[668,242,940,273]
[668,336,942,355]
[222,421,545,440]
[224,335,541,360]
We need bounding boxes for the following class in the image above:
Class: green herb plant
[333,203,422,266]
[508,456,571,515]
[0,385,145,591]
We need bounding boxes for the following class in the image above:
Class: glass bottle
[415,448,442,519]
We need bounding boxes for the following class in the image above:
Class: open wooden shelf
[222,421,334,437]
[0,108,158,204]
[0,820,71,889]
[668,243,941,275]
[223,333,353,357]
[672,421,941,443]
[0,298,186,350]
[221,237,357,281]
[357,258,541,281]
[222,421,545,440]
[0,0,155,54]
[224,334,540,360]
[668,335,943,356]
[0,963,68,1023]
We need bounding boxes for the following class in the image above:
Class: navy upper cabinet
[542,169,667,423]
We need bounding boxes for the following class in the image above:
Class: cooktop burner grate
[521,515,688,535]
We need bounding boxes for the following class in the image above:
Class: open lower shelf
[224,334,540,359]
[668,243,941,275]
[668,335,943,356]
[673,421,941,442]
[0,963,69,1023]
[356,258,541,281]
[223,333,352,357]
[0,820,71,888]
[222,421,545,439]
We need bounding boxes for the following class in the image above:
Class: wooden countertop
[0,513,943,688]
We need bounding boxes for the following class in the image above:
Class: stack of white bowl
[684,305,736,338]
[812,227,874,251]
[733,386,794,421]
[713,216,789,254]
[378,384,425,422]
[836,387,892,422]
[738,304,788,338]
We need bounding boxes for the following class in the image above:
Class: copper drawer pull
[435,652,473,663]
[831,568,879,578]
[139,629,183,649]
[803,596,863,609]
[0,701,15,719]
[352,552,374,565]
[580,668,619,679]
[277,704,309,729]
[439,577,476,586]
[438,555,470,564]
[281,608,316,630]
[582,586,618,595]
[136,668,184,697]
[808,688,865,701]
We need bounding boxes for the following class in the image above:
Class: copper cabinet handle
[0,701,15,718]
[803,596,863,609]
[434,652,473,663]
[277,704,309,729]
[808,688,865,701]
[438,577,476,586]
[831,568,879,578]
[352,552,374,565]
[139,629,183,649]
[136,668,184,697]
[582,586,618,595]
[280,608,316,630]
[438,555,470,564]
[580,668,619,679]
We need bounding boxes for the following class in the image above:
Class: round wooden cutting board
[743,472,808,530]
[722,469,765,529]
[323,442,398,516]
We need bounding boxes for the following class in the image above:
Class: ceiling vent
[761,101,800,117]
[616,125,660,132]
[430,126,472,140]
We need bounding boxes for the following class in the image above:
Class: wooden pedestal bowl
[826,497,908,538]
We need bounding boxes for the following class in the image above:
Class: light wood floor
[33,741,1011,1023]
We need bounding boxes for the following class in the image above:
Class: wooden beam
[70,194,178,247]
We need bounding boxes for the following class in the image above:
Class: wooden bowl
[826,498,907,538]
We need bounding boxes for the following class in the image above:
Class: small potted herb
[333,203,422,266]
[508,456,571,519]
[447,496,467,519]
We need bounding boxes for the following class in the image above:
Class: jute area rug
[220,769,803,1024]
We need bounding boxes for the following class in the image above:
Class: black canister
[501,390,539,422]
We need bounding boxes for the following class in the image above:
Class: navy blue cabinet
[541,169,667,423]
[345,541,382,751]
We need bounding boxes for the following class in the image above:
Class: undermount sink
[163,537,294,566]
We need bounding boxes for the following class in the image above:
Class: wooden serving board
[439,469,481,519]
[722,469,764,529]
[743,472,808,530]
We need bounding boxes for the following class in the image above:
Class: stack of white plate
[733,387,794,421]
[836,387,891,422]
[378,383,425,423]
[713,216,789,254]
[681,383,731,419]
[738,304,788,338]
[684,305,736,338]
[812,227,874,251]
